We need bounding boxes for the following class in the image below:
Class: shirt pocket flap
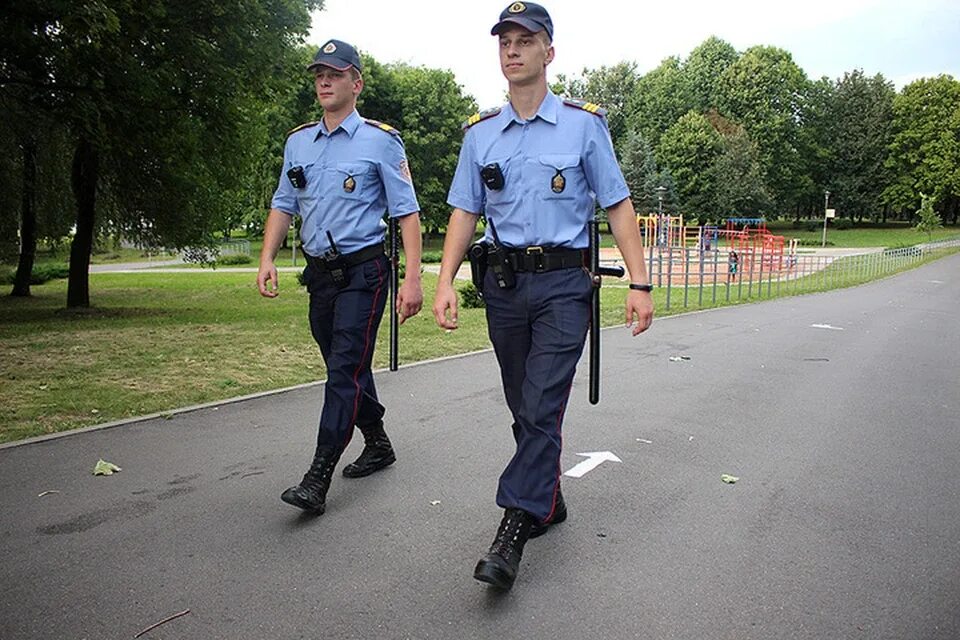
[537,154,580,170]
[334,161,374,176]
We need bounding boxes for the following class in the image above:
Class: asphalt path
[2,254,958,640]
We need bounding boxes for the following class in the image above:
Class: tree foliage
[554,62,639,145]
[716,46,810,211]
[657,111,723,218]
[882,75,960,223]
[618,129,677,215]
[0,0,323,306]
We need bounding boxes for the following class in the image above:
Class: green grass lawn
[766,221,960,248]
[1,266,705,443]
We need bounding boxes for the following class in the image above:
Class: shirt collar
[500,90,559,131]
[316,109,362,139]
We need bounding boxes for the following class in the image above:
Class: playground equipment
[634,215,798,286]
[638,214,684,248]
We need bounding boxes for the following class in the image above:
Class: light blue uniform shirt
[271,109,419,255]
[447,91,629,249]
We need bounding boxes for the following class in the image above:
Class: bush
[181,246,219,268]
[1,264,70,285]
[421,251,443,264]
[458,281,485,308]
[833,218,853,230]
[796,238,833,247]
[804,220,820,232]
[216,254,252,266]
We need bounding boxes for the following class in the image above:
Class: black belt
[304,243,385,271]
[505,246,588,273]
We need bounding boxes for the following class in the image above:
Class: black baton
[389,217,399,371]
[589,217,624,405]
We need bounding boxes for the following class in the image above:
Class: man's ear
[545,45,555,66]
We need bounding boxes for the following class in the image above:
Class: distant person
[432,2,654,590]
[257,39,423,516]
[728,250,739,281]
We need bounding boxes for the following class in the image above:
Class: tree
[707,118,771,218]
[553,61,639,146]
[374,64,475,236]
[0,0,323,307]
[684,36,739,113]
[915,193,943,239]
[805,71,894,223]
[716,46,811,213]
[625,56,693,150]
[657,111,723,218]
[618,129,677,215]
[882,75,960,224]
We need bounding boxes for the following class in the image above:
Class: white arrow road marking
[810,323,845,330]
[564,451,622,478]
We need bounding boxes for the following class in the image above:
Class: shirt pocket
[329,161,377,201]
[296,162,321,209]
[537,153,581,200]
[481,156,515,207]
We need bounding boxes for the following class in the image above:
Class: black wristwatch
[629,283,654,292]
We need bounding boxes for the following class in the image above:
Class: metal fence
[218,239,251,256]
[632,237,960,311]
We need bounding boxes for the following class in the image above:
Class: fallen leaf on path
[721,474,739,484]
[93,459,122,476]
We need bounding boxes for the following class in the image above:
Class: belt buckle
[526,246,545,271]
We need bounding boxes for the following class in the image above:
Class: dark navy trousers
[304,254,389,453]
[482,266,593,523]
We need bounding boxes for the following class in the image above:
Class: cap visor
[491,17,544,36]
[306,57,353,72]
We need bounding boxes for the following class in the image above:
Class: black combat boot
[342,421,396,478]
[280,448,340,514]
[473,508,535,590]
[529,489,567,539]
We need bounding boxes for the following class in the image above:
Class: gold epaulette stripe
[462,106,501,129]
[562,99,606,117]
[363,118,400,135]
[286,121,320,137]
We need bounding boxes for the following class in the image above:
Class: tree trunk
[11,137,38,297]
[67,137,98,308]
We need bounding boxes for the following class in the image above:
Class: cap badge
[323,42,337,54]
[508,2,526,13]
[343,175,356,193]
[551,169,566,194]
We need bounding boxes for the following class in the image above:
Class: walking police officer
[258,39,423,515]
[432,3,654,589]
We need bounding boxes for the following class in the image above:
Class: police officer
[432,3,654,589]
[258,39,423,515]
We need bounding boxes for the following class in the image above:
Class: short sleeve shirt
[271,110,419,255]
[447,91,629,249]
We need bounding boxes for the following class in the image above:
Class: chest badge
[343,175,356,193]
[551,170,566,194]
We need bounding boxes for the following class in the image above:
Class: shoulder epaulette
[286,121,320,137]
[363,118,401,136]
[562,98,607,117]
[462,106,502,130]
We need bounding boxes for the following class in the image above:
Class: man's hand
[432,282,460,330]
[397,277,423,324]
[257,260,279,298]
[625,290,653,336]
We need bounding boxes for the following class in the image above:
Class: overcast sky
[308,0,959,108]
